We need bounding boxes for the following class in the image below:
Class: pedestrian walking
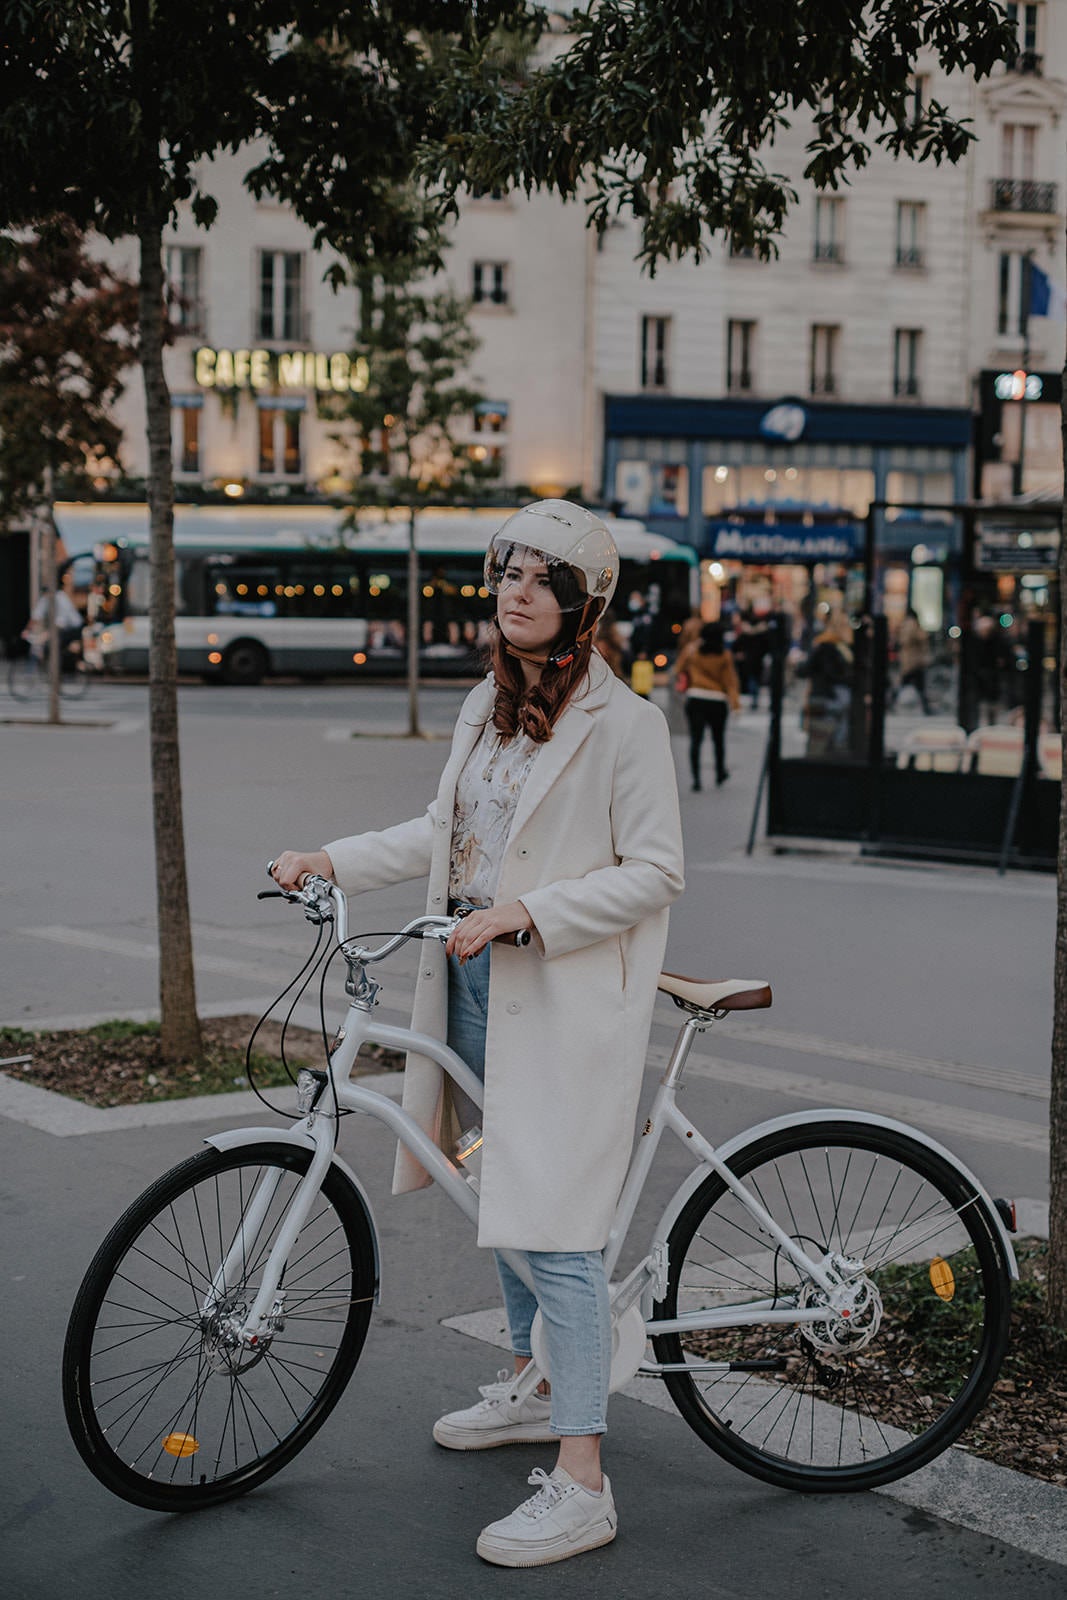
[271,500,685,1568]
[673,621,741,790]
[892,609,932,714]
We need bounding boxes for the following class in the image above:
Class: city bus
[55,503,699,683]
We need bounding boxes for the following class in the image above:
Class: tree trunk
[139,221,202,1062]
[407,505,421,738]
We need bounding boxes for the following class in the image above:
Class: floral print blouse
[449,720,541,906]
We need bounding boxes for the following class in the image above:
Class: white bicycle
[63,873,1017,1512]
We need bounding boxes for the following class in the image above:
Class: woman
[805,610,854,754]
[271,500,684,1568]
[673,621,741,790]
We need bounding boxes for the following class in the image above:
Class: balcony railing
[991,178,1058,214]
[726,372,754,394]
[809,373,837,396]
[1013,49,1043,76]
[893,376,921,399]
[895,246,925,269]
[253,309,312,344]
[812,241,844,264]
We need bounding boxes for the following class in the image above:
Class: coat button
[506,1001,521,1014]
[423,968,434,978]
[432,893,442,904]
[438,818,447,829]
[518,847,529,857]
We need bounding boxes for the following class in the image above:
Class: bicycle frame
[219,895,857,1358]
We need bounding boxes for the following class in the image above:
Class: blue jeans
[446,944,611,1435]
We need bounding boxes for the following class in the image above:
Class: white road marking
[651,1009,1048,1101]
[645,1043,1048,1153]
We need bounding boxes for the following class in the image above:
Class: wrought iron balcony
[895,246,925,269]
[812,240,844,264]
[990,178,1058,214]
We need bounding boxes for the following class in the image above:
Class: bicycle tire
[63,1143,376,1512]
[651,1121,1011,1492]
[7,655,43,700]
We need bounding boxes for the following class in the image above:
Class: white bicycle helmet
[484,500,619,617]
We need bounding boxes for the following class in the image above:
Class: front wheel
[63,1144,377,1512]
[652,1123,1011,1492]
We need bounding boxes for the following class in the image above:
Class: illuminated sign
[993,370,1044,401]
[194,347,369,393]
[759,402,807,441]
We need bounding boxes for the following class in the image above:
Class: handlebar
[263,863,531,954]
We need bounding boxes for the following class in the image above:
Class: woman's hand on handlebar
[271,850,335,892]
[446,901,534,963]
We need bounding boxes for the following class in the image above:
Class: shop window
[809,324,839,395]
[726,320,756,393]
[641,315,671,390]
[895,202,925,268]
[258,407,303,476]
[649,463,688,517]
[165,245,204,335]
[258,250,305,341]
[472,261,509,306]
[893,329,922,398]
[813,197,845,264]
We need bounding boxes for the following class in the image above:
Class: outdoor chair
[965,725,1024,777]
[895,725,967,772]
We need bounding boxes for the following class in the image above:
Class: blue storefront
[602,393,972,624]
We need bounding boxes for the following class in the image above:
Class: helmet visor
[484,538,590,613]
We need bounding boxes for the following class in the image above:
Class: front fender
[205,1125,382,1302]
[651,1108,1018,1278]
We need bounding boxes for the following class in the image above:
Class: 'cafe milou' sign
[194,346,370,394]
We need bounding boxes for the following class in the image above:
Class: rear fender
[205,1125,382,1302]
[652,1108,1018,1279]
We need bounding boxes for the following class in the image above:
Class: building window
[641,315,671,390]
[171,399,202,474]
[472,261,509,306]
[813,197,845,263]
[1007,2,1043,64]
[893,329,922,398]
[165,245,204,335]
[469,400,509,476]
[895,202,926,268]
[726,320,756,393]
[908,74,929,124]
[258,406,303,476]
[809,324,839,395]
[997,252,1030,336]
[258,251,305,342]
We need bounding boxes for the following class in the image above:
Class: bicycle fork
[202,1114,336,1350]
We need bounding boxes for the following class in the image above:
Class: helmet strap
[501,599,603,673]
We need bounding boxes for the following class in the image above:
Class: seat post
[660,1015,709,1089]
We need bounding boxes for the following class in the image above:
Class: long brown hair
[485,620,596,743]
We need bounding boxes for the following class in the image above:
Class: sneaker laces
[475,1369,516,1410]
[518,1468,567,1520]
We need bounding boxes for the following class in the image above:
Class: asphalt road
[2,676,1064,1595]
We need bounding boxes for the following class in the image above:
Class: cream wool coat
[324,653,684,1251]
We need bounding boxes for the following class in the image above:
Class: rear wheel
[652,1123,1011,1491]
[63,1144,376,1511]
[8,654,43,699]
[221,640,268,685]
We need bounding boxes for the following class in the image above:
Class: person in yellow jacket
[673,621,741,790]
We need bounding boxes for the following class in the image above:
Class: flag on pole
[1028,261,1067,321]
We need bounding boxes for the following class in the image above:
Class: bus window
[208,565,280,618]
[288,564,360,617]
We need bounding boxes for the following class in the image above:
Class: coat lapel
[507,654,614,840]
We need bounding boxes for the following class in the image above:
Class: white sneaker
[432,1370,555,1451]
[476,1467,617,1567]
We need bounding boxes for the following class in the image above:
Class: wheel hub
[201,1299,272,1374]
[796,1268,883,1356]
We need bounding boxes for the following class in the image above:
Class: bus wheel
[221,641,269,686]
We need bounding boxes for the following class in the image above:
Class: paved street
[1,677,1064,1595]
